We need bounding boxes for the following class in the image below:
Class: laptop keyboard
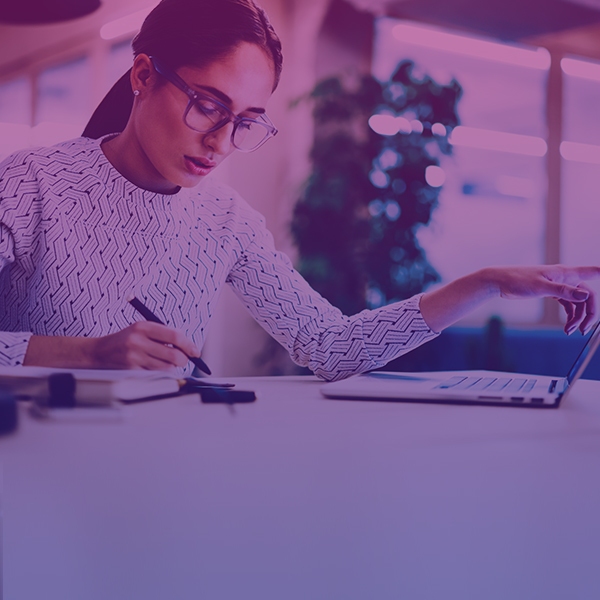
[436,376,538,393]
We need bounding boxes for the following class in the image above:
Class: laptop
[321,320,600,409]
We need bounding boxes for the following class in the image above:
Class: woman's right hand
[24,322,201,371]
[89,322,201,370]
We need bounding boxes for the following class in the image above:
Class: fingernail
[573,290,589,301]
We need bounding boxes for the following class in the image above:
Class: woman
[0,0,597,380]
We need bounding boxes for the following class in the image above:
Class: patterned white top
[0,136,438,380]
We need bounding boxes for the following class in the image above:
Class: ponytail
[83,69,133,139]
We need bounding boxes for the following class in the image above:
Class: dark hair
[83,0,283,139]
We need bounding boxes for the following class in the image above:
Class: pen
[127,295,212,376]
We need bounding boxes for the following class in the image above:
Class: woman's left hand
[489,265,600,335]
[421,264,600,336]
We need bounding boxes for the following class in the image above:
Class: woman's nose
[203,121,234,155]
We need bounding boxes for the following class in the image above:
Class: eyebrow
[195,84,266,115]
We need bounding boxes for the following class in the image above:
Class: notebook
[321,320,600,408]
[0,366,181,405]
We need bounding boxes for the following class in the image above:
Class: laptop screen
[566,320,600,385]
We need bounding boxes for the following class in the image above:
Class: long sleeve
[0,224,33,366]
[226,216,439,382]
[0,156,36,366]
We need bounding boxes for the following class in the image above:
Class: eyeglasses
[149,56,278,153]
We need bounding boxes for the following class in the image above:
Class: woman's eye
[195,100,223,119]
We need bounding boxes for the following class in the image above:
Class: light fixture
[368,114,413,136]
[449,126,548,157]
[561,57,600,82]
[425,166,446,188]
[560,141,600,165]
[392,22,550,70]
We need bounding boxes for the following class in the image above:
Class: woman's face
[130,42,275,192]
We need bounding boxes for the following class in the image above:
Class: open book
[0,366,182,405]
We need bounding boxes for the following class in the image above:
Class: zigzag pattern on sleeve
[225,220,438,381]
[0,136,438,377]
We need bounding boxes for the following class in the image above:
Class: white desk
[2,376,600,600]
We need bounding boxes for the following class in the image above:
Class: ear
[130,54,157,96]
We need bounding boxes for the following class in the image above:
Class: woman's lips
[184,155,216,176]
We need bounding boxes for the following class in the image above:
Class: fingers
[558,299,575,333]
[547,270,599,336]
[121,341,185,372]
[544,281,590,303]
[546,265,600,284]
[489,266,598,338]
[578,285,597,335]
[558,283,597,336]
[145,339,190,369]
[564,300,585,335]
[133,321,201,358]
[93,322,201,370]
[564,266,600,282]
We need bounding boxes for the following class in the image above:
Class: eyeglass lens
[186,101,271,151]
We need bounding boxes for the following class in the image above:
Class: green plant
[292,61,462,313]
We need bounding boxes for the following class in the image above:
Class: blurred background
[0,0,599,377]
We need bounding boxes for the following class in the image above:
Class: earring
[133,90,140,96]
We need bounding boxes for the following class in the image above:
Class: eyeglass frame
[148,56,278,153]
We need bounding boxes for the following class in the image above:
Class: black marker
[128,296,212,376]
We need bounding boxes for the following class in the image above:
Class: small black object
[0,390,18,434]
[182,378,235,390]
[199,388,256,404]
[47,373,76,408]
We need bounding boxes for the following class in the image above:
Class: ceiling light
[560,141,600,164]
[449,127,548,156]
[392,22,550,70]
[561,57,600,82]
